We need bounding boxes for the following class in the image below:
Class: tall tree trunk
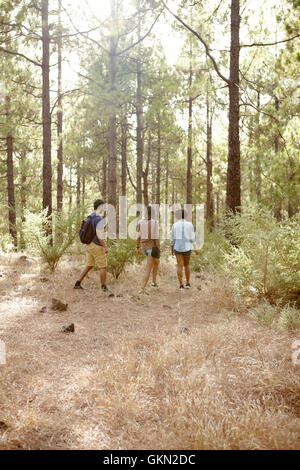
[151,157,156,203]
[136,2,143,205]
[6,95,17,248]
[68,168,72,211]
[121,117,127,197]
[143,129,151,207]
[165,152,169,205]
[108,1,117,209]
[156,112,161,205]
[42,0,52,221]
[102,156,107,199]
[254,90,261,202]
[206,90,214,231]
[274,95,282,221]
[20,151,27,250]
[56,0,63,212]
[76,160,81,207]
[226,0,241,214]
[186,39,193,205]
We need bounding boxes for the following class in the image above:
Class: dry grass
[0,252,299,449]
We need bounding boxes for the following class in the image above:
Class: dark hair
[94,199,105,211]
[175,208,186,220]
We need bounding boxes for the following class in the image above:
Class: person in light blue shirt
[170,209,198,291]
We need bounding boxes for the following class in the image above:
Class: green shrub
[222,207,300,300]
[107,238,139,279]
[0,233,15,252]
[23,208,81,272]
[249,302,277,328]
[278,304,300,330]
[190,227,230,273]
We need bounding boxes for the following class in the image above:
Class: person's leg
[79,265,93,282]
[141,255,154,291]
[152,258,160,284]
[176,254,184,286]
[184,256,191,285]
[100,268,107,287]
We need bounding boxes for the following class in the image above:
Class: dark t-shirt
[89,212,104,246]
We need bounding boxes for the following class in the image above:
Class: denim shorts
[142,249,152,256]
[174,250,191,257]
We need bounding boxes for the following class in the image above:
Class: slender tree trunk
[68,168,72,211]
[186,40,193,205]
[136,3,143,205]
[156,112,161,205]
[206,91,214,231]
[76,160,81,207]
[82,158,85,206]
[20,151,27,250]
[42,0,52,221]
[56,0,63,212]
[102,157,107,199]
[108,1,118,209]
[121,117,127,197]
[226,0,241,214]
[6,96,17,248]
[274,95,282,221]
[254,90,261,202]
[143,129,151,207]
[151,158,156,203]
[165,152,169,205]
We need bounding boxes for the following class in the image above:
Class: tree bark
[42,0,52,223]
[56,0,63,212]
[136,3,143,205]
[20,151,27,250]
[121,117,127,197]
[107,1,118,209]
[206,90,214,231]
[143,129,151,207]
[102,156,107,199]
[156,111,161,205]
[186,40,193,205]
[6,133,17,247]
[226,0,241,214]
[274,95,282,221]
[76,160,81,207]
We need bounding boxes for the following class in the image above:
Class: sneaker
[179,285,185,291]
[138,290,150,296]
[151,283,158,289]
[185,283,191,289]
[74,281,84,290]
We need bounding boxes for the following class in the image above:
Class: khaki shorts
[86,242,107,269]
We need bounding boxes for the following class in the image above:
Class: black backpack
[79,214,97,244]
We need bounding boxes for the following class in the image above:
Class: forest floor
[0,252,299,450]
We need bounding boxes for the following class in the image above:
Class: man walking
[170,209,198,291]
[74,199,109,292]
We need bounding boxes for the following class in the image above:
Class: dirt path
[0,254,299,449]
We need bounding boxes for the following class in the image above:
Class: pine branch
[161,0,231,86]
[241,34,300,48]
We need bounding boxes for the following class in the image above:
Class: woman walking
[136,206,160,295]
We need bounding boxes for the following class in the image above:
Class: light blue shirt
[170,219,196,252]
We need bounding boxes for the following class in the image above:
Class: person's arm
[96,228,108,253]
[190,224,199,255]
[170,224,175,256]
